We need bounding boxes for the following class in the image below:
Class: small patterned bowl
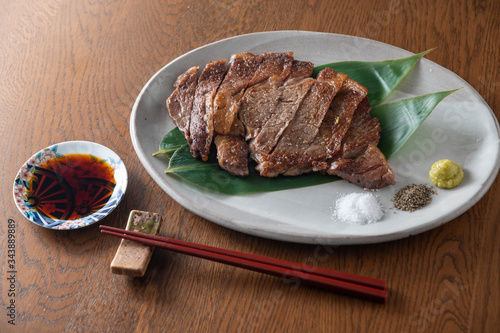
[13,141,128,230]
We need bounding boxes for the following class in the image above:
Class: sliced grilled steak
[322,98,394,189]
[165,52,396,189]
[283,77,367,176]
[324,78,369,155]
[248,61,315,158]
[248,52,294,86]
[188,59,228,161]
[288,60,316,81]
[256,68,348,177]
[213,53,262,135]
[239,52,294,140]
[214,53,297,177]
[214,135,249,177]
[328,144,395,189]
[166,66,199,138]
[337,97,381,160]
[296,97,378,173]
[249,77,315,161]
[239,83,284,140]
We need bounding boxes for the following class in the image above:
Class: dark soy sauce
[27,154,116,220]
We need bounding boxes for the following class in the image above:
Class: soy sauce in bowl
[14,141,128,230]
[28,154,116,220]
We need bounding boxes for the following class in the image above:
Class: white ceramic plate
[130,31,499,245]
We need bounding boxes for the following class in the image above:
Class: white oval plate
[13,141,128,230]
[130,31,499,245]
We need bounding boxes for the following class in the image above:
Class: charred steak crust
[165,52,395,189]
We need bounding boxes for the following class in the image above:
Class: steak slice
[323,78,369,156]
[322,98,394,189]
[248,52,294,86]
[213,53,262,135]
[337,97,381,160]
[214,135,249,177]
[288,60,316,81]
[283,77,368,176]
[239,83,284,140]
[239,52,294,140]
[328,144,395,189]
[215,53,295,177]
[166,66,199,138]
[188,59,228,161]
[249,78,315,161]
[248,60,315,158]
[255,68,347,177]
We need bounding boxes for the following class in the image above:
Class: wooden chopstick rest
[110,210,162,277]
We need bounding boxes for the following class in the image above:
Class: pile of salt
[333,193,384,225]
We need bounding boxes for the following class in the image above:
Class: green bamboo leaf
[373,89,458,158]
[313,49,433,106]
[166,144,219,171]
[164,139,338,195]
[153,127,187,158]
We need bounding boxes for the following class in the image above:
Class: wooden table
[1,0,499,332]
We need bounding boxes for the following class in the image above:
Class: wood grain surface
[1,0,499,332]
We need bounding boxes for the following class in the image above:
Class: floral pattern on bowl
[13,141,128,230]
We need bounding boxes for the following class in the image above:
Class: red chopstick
[100,225,387,303]
[101,225,386,289]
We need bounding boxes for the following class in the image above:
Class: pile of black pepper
[392,184,437,212]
